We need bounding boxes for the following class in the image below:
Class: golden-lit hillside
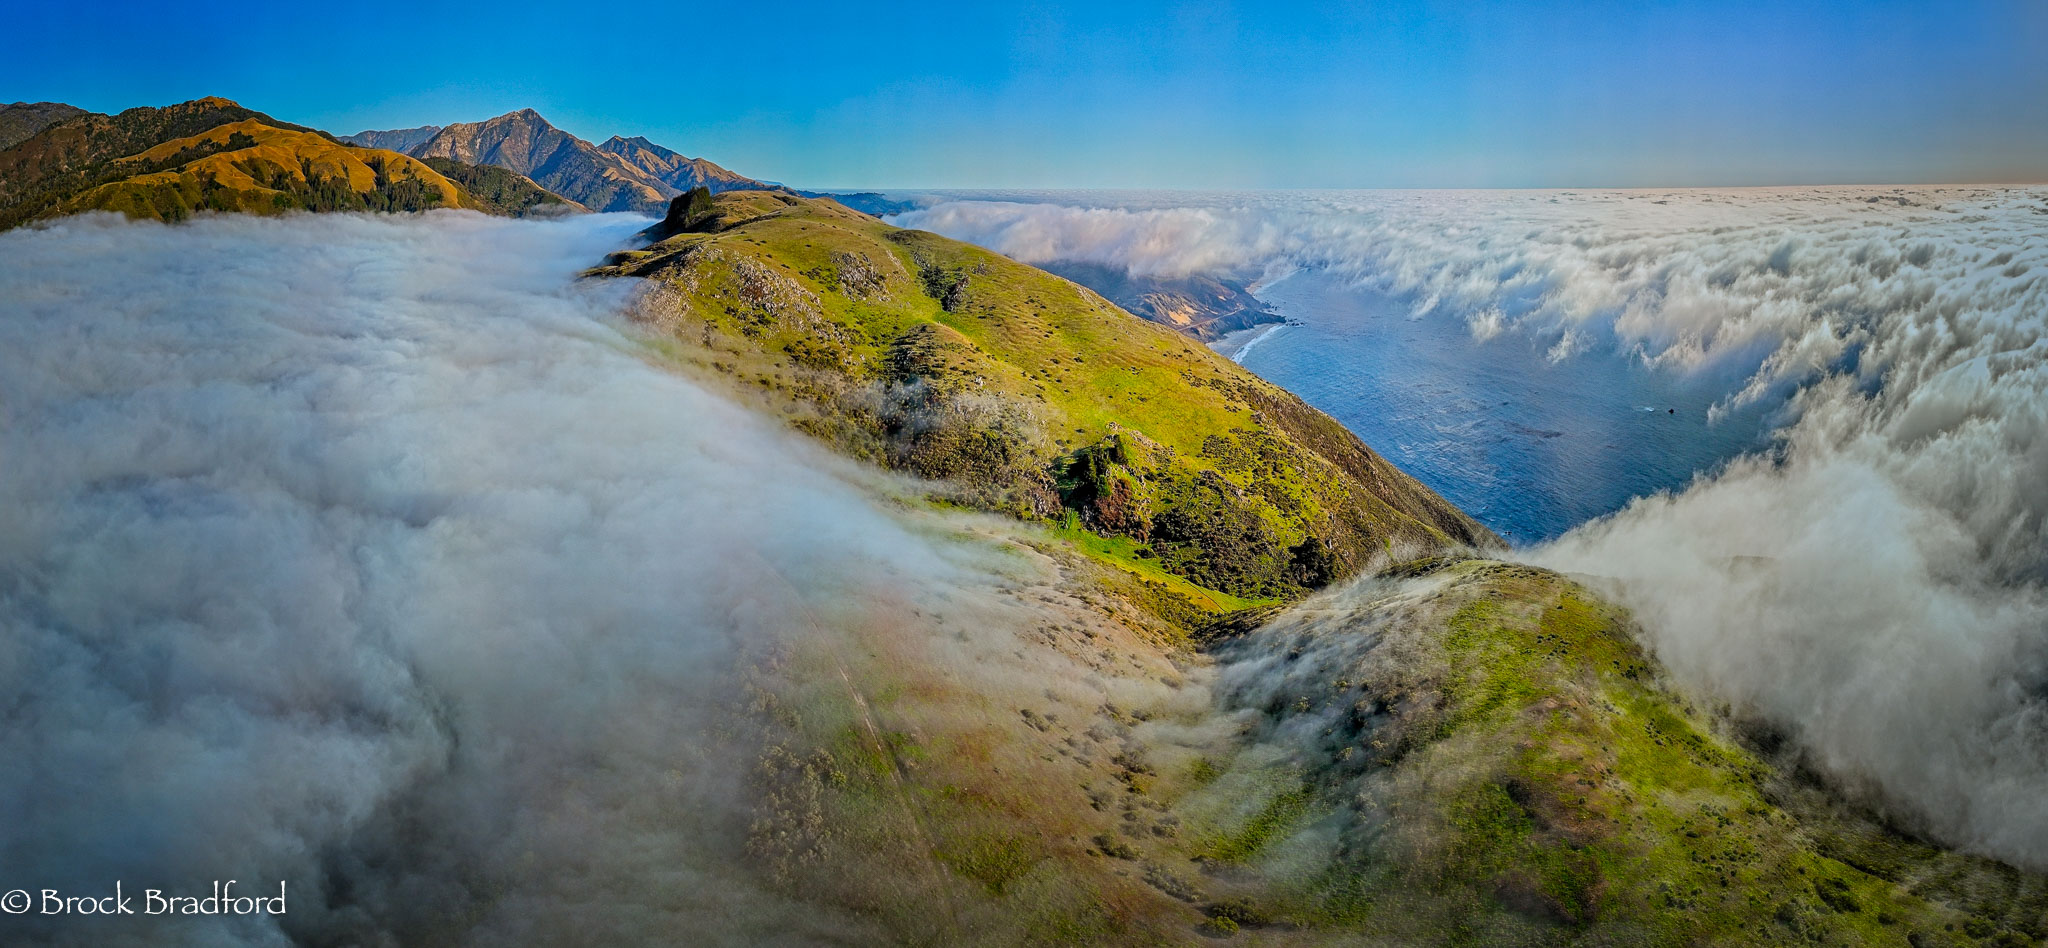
[66,119,473,219]
[0,97,575,228]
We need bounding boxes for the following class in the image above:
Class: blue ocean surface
[880,188,1874,548]
[1233,271,1785,546]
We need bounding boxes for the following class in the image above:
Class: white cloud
[0,211,1070,944]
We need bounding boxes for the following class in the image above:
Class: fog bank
[0,211,1040,945]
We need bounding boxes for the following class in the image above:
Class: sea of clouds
[901,187,2048,866]
[0,210,1046,945]
[5,186,2044,947]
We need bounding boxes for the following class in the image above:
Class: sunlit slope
[0,96,295,227]
[63,119,475,219]
[593,190,1500,611]
[0,97,573,227]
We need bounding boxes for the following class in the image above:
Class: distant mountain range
[1,95,1272,344]
[342,109,771,213]
[0,101,88,150]
[338,124,442,154]
[0,97,568,229]
[598,135,766,194]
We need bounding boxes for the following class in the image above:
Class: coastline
[1208,321,1285,362]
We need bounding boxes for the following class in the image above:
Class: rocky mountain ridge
[344,108,773,213]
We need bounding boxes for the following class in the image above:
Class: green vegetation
[594,190,1497,617]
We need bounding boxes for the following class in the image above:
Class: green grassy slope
[592,190,1499,614]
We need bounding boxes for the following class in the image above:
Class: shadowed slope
[339,124,442,153]
[0,101,88,150]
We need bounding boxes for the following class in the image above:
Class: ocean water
[889,186,2042,547]
[1227,272,1782,545]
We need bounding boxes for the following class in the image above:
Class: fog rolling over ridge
[0,212,1058,945]
[903,187,2048,866]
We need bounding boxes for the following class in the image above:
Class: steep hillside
[0,96,321,226]
[404,109,675,212]
[599,134,770,193]
[338,124,441,153]
[592,189,1497,612]
[0,101,88,150]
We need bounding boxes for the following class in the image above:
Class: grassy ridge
[594,190,1498,613]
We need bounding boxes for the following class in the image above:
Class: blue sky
[7,0,2044,188]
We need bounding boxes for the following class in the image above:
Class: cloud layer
[0,211,1032,945]
[904,186,2048,866]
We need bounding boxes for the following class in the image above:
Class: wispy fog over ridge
[0,211,1055,944]
[902,187,2048,865]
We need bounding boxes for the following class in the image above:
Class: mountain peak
[462,108,553,132]
[599,134,680,160]
[184,96,241,110]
